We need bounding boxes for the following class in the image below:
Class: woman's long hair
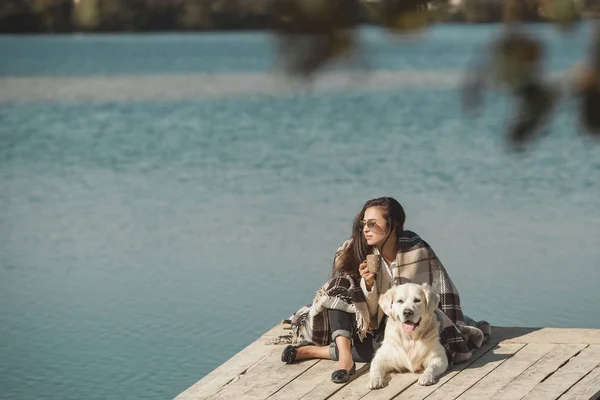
[332,197,405,278]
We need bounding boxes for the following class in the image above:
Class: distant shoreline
[1,1,599,35]
[1,18,599,36]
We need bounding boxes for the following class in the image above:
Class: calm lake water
[1,24,599,400]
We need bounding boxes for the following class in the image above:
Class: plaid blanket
[393,230,490,365]
[291,275,371,346]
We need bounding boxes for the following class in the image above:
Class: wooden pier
[175,325,600,400]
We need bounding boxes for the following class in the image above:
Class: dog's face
[379,283,440,335]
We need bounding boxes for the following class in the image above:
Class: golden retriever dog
[367,283,449,389]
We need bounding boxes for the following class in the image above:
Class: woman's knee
[327,309,355,339]
[331,329,353,343]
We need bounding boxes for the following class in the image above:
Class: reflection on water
[0,70,461,103]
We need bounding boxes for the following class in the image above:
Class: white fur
[367,283,449,390]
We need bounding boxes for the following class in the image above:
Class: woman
[281,197,488,383]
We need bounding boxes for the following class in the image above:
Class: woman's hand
[359,261,375,291]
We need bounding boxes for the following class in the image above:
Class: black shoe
[281,343,310,364]
[331,363,356,383]
[281,345,298,364]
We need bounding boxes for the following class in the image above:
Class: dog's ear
[421,283,440,314]
[378,288,395,319]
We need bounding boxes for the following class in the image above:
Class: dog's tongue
[402,321,416,333]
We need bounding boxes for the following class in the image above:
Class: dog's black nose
[403,309,413,318]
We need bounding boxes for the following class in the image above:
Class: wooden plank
[267,360,338,400]
[175,337,276,400]
[394,339,500,400]
[239,357,322,400]
[492,327,543,342]
[456,343,557,400]
[491,344,588,400]
[261,323,291,340]
[523,345,600,400]
[496,328,600,345]
[209,347,319,400]
[326,368,374,400]
[298,363,370,400]
[359,372,418,400]
[559,366,600,400]
[207,347,285,399]
[411,343,525,400]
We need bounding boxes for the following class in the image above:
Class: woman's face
[361,206,390,248]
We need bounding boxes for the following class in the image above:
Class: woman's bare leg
[334,336,354,371]
[293,341,353,371]
[294,345,331,360]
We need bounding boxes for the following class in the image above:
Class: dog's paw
[367,375,385,390]
[418,373,438,386]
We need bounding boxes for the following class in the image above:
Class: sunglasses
[359,219,380,230]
